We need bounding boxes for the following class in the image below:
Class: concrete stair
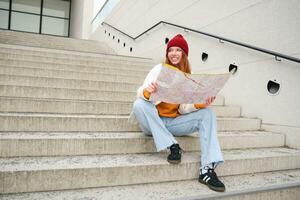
[1,170,298,200]
[0,113,261,132]
[0,30,114,54]
[0,74,141,92]
[0,43,146,60]
[0,31,299,199]
[0,131,284,157]
[0,97,240,116]
[0,65,145,84]
[1,148,300,194]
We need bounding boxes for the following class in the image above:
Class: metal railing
[102,21,300,64]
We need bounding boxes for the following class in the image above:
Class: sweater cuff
[194,103,206,109]
[143,89,151,100]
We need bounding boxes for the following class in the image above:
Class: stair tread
[0,59,153,71]
[0,31,116,54]
[1,169,299,200]
[1,147,299,172]
[0,64,149,75]
[0,70,145,81]
[0,96,133,104]
[0,43,153,62]
[0,131,284,157]
[0,84,137,94]
[0,130,280,139]
[0,74,144,82]
[0,112,255,119]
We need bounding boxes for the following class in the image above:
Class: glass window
[3,0,70,37]
[11,12,40,33]
[43,0,69,18]
[42,17,68,36]
[12,0,41,14]
[0,0,9,9]
[0,10,9,29]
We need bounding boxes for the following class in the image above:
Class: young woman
[132,34,225,192]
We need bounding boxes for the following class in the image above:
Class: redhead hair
[165,51,191,74]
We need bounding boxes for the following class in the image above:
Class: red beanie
[166,34,189,56]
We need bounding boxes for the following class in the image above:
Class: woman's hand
[145,81,158,93]
[204,96,216,106]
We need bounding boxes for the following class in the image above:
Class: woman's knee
[133,98,146,109]
[133,98,153,113]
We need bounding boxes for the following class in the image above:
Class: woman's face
[167,46,183,66]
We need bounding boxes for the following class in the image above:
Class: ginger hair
[165,51,191,74]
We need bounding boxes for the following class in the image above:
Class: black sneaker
[199,169,225,192]
[167,144,182,164]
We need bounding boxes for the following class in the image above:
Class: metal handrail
[102,21,300,63]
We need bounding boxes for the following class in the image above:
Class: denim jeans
[132,98,224,169]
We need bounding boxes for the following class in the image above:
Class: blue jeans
[133,98,224,169]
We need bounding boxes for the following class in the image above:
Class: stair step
[0,44,154,66]
[0,57,152,72]
[0,97,133,115]
[0,62,148,79]
[0,131,284,157]
[0,65,145,84]
[0,85,136,102]
[0,74,140,92]
[1,169,299,199]
[0,30,114,54]
[1,147,299,194]
[0,113,260,132]
[0,59,150,75]
[0,97,235,115]
[0,85,225,105]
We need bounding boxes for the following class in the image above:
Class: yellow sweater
[143,90,206,117]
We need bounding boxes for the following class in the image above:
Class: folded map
[150,64,231,104]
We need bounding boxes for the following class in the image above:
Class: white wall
[90,0,300,127]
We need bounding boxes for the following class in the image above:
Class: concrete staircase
[0,31,299,200]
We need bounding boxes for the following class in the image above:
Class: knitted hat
[166,34,189,56]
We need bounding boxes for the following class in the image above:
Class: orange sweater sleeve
[143,89,151,100]
[194,103,207,109]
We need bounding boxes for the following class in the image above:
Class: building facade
[0,0,71,37]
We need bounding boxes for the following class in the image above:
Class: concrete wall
[89,0,300,128]
[70,0,93,39]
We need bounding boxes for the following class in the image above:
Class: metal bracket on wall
[275,56,282,62]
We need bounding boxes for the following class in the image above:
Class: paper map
[150,64,231,104]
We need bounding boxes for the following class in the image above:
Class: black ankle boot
[167,144,182,164]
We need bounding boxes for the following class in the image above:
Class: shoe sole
[167,159,181,164]
[199,179,226,192]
